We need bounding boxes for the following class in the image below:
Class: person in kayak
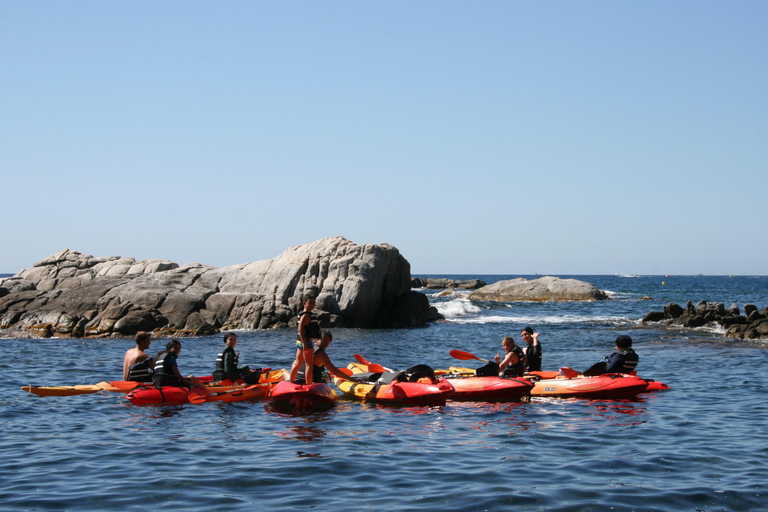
[583,335,639,376]
[123,331,154,381]
[152,339,206,389]
[295,330,351,384]
[521,326,542,372]
[494,336,527,377]
[213,332,262,384]
[289,292,323,384]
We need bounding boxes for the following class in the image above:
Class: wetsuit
[606,348,639,373]
[524,341,542,372]
[295,347,328,384]
[152,351,184,388]
[502,345,527,377]
[127,358,153,382]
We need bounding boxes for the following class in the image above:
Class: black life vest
[152,351,182,387]
[127,358,153,382]
[213,345,239,381]
[299,310,321,340]
[503,345,526,377]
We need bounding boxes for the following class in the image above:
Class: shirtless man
[122,331,154,380]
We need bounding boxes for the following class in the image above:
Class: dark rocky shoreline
[641,300,768,339]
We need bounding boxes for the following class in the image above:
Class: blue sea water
[2,275,767,511]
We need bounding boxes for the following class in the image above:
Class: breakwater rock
[641,300,768,339]
[411,278,487,290]
[0,237,441,338]
[468,276,607,302]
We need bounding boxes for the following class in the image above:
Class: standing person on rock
[289,292,322,384]
[521,326,543,372]
[123,331,155,381]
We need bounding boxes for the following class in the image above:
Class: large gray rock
[468,276,607,302]
[0,237,433,337]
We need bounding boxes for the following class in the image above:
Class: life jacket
[298,310,321,340]
[152,351,182,387]
[404,364,436,382]
[213,345,239,382]
[617,349,639,372]
[502,345,526,377]
[524,342,542,372]
[127,358,153,382]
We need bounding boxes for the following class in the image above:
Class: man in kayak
[122,331,154,381]
[152,339,207,389]
[295,330,351,384]
[583,335,639,376]
[494,336,527,377]
[521,326,542,372]
[289,291,323,384]
[213,332,262,384]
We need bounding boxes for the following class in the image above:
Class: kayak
[126,385,193,405]
[268,380,337,412]
[188,382,275,404]
[335,362,454,406]
[441,374,534,402]
[529,373,651,399]
[447,367,659,399]
[21,384,105,397]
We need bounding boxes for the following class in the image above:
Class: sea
[2,274,767,512]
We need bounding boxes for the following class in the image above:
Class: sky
[2,1,767,276]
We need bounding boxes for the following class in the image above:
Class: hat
[615,335,632,349]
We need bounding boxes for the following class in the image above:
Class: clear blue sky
[2,1,766,275]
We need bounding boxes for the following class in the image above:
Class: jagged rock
[642,300,768,339]
[642,311,665,323]
[665,303,685,318]
[0,237,434,338]
[469,276,606,302]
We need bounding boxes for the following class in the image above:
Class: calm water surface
[2,275,767,511]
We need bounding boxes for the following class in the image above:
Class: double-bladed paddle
[352,354,389,373]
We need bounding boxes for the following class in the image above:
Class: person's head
[223,332,237,347]
[135,331,151,350]
[317,330,333,349]
[615,335,632,350]
[302,291,317,310]
[521,326,534,344]
[167,339,182,355]
[502,336,515,351]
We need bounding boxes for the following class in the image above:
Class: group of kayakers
[121,290,640,389]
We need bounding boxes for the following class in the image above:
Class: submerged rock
[0,237,439,338]
[468,276,607,302]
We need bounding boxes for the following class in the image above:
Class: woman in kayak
[295,330,351,385]
[289,292,323,384]
[152,339,207,389]
[521,326,542,372]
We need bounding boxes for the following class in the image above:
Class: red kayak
[126,385,192,406]
[269,380,337,412]
[445,376,534,402]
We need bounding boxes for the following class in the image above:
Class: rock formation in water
[0,237,441,338]
[411,277,487,290]
[468,276,607,302]
[641,300,768,339]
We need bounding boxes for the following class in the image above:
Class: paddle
[449,349,491,363]
[352,354,388,373]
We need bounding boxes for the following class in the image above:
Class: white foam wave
[447,314,636,326]
[435,297,483,317]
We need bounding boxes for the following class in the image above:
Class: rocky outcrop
[641,300,768,339]
[0,237,439,338]
[468,276,607,302]
[411,278,487,290]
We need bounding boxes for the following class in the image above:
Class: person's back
[584,335,638,376]
[123,331,153,380]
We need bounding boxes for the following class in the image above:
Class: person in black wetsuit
[289,291,323,383]
[494,336,527,377]
[152,339,206,389]
[294,330,351,385]
[213,332,262,384]
[583,335,639,376]
[521,326,542,372]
